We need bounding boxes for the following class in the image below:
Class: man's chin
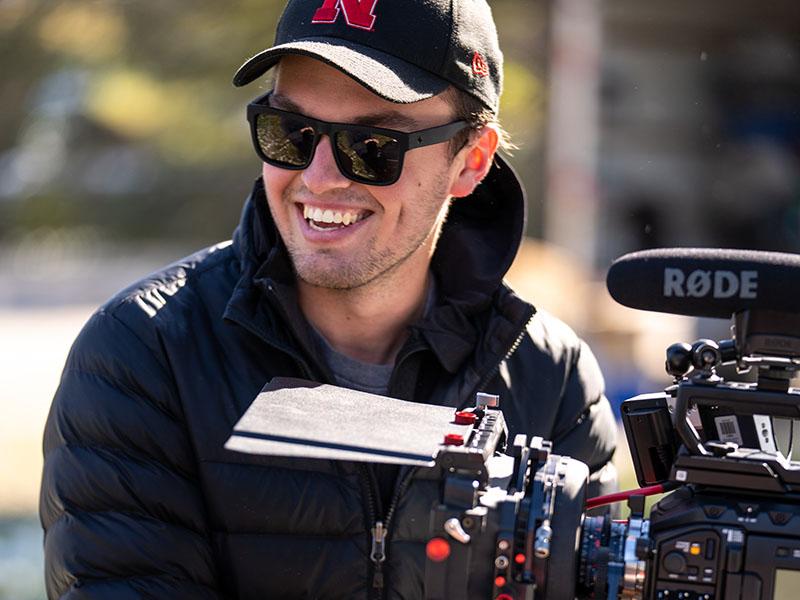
[294,264,373,291]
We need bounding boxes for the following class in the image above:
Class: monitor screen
[774,569,800,600]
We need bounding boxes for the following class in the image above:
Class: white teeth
[302,204,363,228]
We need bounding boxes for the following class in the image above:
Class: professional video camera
[226,248,800,600]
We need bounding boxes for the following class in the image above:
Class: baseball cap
[233,0,503,113]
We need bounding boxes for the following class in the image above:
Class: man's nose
[301,135,351,194]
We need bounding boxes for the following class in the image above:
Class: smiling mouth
[301,204,371,231]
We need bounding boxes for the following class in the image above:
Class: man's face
[262,55,463,291]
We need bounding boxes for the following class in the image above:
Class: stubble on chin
[292,244,396,290]
[280,171,452,291]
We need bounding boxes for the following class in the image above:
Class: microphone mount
[734,308,800,391]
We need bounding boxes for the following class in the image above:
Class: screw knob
[691,339,721,370]
[443,434,464,446]
[665,342,693,377]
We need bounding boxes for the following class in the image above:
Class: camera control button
[453,411,477,425]
[736,502,759,517]
[769,510,792,526]
[664,551,688,573]
[702,505,725,519]
[705,539,716,560]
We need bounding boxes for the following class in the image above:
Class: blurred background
[1,0,798,597]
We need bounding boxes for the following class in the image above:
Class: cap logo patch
[472,51,489,77]
[312,0,378,31]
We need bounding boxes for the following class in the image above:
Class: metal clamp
[475,392,500,409]
[444,517,471,544]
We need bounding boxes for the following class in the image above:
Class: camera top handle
[668,309,800,458]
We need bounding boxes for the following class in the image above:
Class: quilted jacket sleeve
[550,336,618,499]
[40,309,222,599]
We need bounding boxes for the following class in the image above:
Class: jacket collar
[225,155,534,375]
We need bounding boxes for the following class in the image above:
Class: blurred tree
[0,0,545,245]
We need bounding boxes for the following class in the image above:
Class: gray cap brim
[233,38,449,104]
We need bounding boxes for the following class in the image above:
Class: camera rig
[226,248,800,600]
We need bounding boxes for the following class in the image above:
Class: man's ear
[449,125,500,198]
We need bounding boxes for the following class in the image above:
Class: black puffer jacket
[40,166,616,599]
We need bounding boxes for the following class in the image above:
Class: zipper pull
[370,520,387,564]
[371,520,387,590]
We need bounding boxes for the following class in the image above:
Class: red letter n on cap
[312,0,378,31]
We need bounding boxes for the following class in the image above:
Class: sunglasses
[247,93,469,186]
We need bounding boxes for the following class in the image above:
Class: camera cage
[225,379,594,600]
[622,304,800,496]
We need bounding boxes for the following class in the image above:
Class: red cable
[585,483,670,510]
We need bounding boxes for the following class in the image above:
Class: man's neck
[298,267,432,366]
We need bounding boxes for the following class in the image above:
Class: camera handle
[672,371,800,458]
[668,339,733,456]
[673,383,712,456]
[666,311,800,458]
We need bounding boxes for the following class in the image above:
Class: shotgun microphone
[606,247,800,319]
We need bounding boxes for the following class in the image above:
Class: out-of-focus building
[546,0,800,269]
[539,0,800,406]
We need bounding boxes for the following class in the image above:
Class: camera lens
[577,515,650,599]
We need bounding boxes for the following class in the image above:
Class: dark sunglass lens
[256,113,316,167]
[335,131,401,182]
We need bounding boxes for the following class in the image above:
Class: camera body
[621,385,800,600]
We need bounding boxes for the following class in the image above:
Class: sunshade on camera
[225,377,473,466]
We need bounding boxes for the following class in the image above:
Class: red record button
[443,433,464,446]
[454,411,477,425]
[426,537,451,562]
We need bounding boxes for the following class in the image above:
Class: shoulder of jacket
[523,308,583,364]
[95,241,236,337]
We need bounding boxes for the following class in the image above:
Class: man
[40,0,616,598]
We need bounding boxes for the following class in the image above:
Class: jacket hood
[433,154,527,305]
[228,153,532,375]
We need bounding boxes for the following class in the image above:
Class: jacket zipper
[470,308,536,401]
[362,465,417,598]
[370,520,387,591]
[358,464,382,598]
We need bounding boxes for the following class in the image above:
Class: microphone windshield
[606,248,800,318]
